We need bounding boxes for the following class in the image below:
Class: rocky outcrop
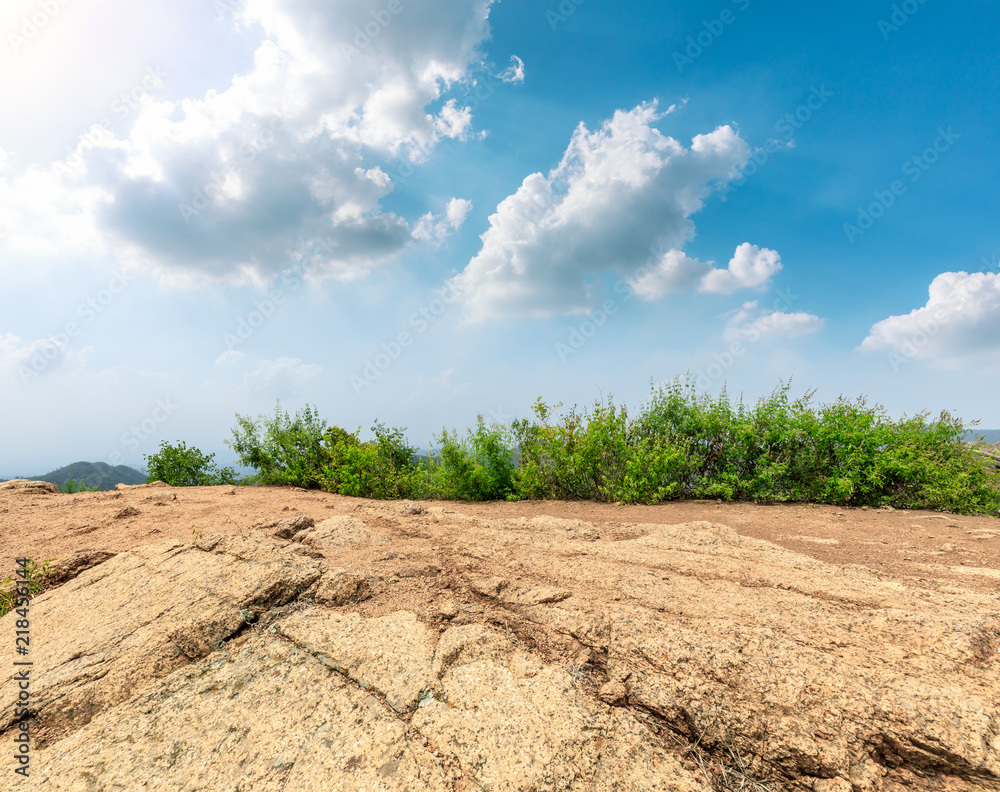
[2,510,998,791]
[0,535,322,739]
[41,549,116,587]
[0,479,58,495]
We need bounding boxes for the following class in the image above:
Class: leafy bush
[512,396,691,504]
[317,422,416,499]
[144,441,237,486]
[430,416,518,501]
[227,402,327,487]
[631,377,1000,513]
[512,398,624,501]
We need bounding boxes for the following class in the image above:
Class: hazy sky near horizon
[1,0,998,475]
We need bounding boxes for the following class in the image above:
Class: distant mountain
[19,461,147,491]
[965,429,1000,444]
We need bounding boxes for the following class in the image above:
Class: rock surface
[0,479,58,495]
[0,534,322,740]
[2,492,999,791]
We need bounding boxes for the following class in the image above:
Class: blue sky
[1,0,998,476]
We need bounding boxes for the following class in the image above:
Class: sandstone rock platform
[1,486,999,791]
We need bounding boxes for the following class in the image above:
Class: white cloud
[699,243,782,294]
[240,357,322,392]
[214,350,245,367]
[860,271,1000,366]
[498,55,525,84]
[413,197,473,244]
[0,166,108,267]
[628,250,711,299]
[0,332,75,384]
[0,0,498,284]
[448,101,751,318]
[722,301,825,343]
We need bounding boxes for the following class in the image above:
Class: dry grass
[686,741,778,792]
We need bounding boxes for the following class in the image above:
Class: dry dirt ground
[1,480,999,792]
[3,483,999,597]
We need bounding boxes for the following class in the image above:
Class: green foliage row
[142,379,1000,516]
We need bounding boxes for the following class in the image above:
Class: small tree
[227,402,328,487]
[144,441,238,486]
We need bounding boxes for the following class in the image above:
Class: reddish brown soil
[2,483,998,595]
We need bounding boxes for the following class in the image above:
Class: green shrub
[144,441,238,486]
[317,422,416,499]
[227,402,327,487]
[430,416,518,501]
[512,398,624,501]
[631,377,1000,514]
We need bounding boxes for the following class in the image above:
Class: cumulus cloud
[447,101,752,318]
[498,55,525,83]
[628,249,712,299]
[699,243,783,294]
[860,271,1000,366]
[413,197,473,244]
[0,0,498,283]
[722,301,825,343]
